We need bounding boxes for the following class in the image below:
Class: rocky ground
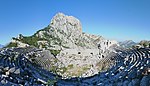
[56,49,116,78]
[0,47,149,86]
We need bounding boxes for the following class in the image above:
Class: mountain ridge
[119,40,137,48]
[8,13,118,50]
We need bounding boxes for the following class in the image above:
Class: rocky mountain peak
[7,13,118,50]
[119,40,136,48]
[32,13,105,49]
[50,13,82,35]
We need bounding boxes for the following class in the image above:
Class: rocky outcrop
[11,39,29,48]
[10,13,117,50]
[50,13,82,36]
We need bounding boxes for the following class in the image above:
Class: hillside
[8,13,107,50]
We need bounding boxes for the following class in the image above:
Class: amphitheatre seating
[0,48,57,85]
[0,47,149,85]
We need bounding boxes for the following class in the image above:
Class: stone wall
[98,39,118,53]
[59,49,99,56]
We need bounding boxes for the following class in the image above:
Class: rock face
[50,13,82,36]
[10,13,117,50]
[35,13,84,49]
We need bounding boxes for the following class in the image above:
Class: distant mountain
[119,40,137,48]
[0,44,4,48]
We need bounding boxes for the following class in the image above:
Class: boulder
[8,67,16,73]
[14,69,20,74]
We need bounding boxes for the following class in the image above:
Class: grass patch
[65,65,91,77]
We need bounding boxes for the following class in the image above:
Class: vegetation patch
[68,64,74,69]
[57,67,67,74]
[49,50,61,57]
[46,79,56,85]
[96,61,111,72]
[139,41,150,47]
[62,45,70,48]
[6,42,18,48]
[65,65,91,77]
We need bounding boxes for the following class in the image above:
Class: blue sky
[0,0,150,45]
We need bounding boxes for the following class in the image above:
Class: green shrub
[83,66,90,71]
[68,64,73,69]
[6,42,17,48]
[62,45,70,48]
[47,79,56,85]
[58,67,67,74]
[49,50,61,56]
[50,65,57,73]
